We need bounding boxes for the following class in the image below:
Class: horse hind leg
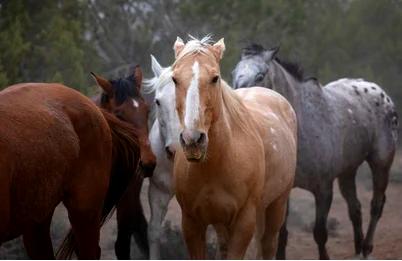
[362,124,396,258]
[313,182,333,260]
[276,200,289,260]
[23,213,54,259]
[363,153,394,257]
[63,177,106,260]
[0,168,11,244]
[338,170,364,256]
[260,188,290,259]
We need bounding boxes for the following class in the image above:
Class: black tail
[56,110,141,259]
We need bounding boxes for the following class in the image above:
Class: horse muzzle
[179,129,208,162]
[165,145,176,161]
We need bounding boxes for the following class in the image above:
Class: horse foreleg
[130,178,150,259]
[115,204,133,260]
[362,162,391,257]
[115,177,149,259]
[23,213,54,259]
[276,199,290,260]
[214,224,229,259]
[313,184,333,260]
[338,171,363,256]
[148,180,173,259]
[182,213,207,259]
[226,203,256,259]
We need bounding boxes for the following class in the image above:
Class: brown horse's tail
[56,110,141,259]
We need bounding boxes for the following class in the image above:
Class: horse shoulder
[235,87,297,134]
[235,87,297,203]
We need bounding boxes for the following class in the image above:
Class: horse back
[0,83,112,240]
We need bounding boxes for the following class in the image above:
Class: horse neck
[269,60,324,127]
[206,82,249,158]
[267,61,301,109]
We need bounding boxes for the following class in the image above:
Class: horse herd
[0,36,397,260]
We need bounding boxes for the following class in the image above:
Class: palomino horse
[91,66,156,259]
[0,83,140,259]
[232,43,398,259]
[143,55,180,259]
[172,36,297,259]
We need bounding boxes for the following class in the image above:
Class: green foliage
[0,0,401,106]
[0,0,100,92]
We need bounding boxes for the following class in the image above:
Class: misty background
[1,0,402,103]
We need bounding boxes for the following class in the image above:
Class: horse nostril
[180,130,206,146]
[197,133,206,145]
[165,146,175,159]
[179,132,185,146]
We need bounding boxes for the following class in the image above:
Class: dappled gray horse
[232,44,398,259]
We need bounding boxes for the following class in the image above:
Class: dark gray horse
[232,44,398,259]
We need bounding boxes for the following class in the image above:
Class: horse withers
[91,66,156,259]
[232,44,398,259]
[0,83,141,259]
[172,36,297,259]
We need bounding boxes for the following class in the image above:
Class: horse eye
[255,73,265,82]
[172,77,178,85]
[155,99,160,106]
[211,75,219,84]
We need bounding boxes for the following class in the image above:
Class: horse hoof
[362,243,373,259]
[352,253,366,260]
[319,252,330,260]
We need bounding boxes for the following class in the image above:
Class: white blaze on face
[184,61,200,129]
[132,99,139,108]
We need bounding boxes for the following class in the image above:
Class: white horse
[143,55,180,259]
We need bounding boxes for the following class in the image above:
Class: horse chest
[187,185,240,225]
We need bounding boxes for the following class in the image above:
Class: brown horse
[0,83,141,259]
[91,66,156,259]
[172,36,297,259]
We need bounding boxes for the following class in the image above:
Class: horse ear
[150,54,163,77]
[241,48,248,58]
[212,38,225,60]
[134,65,143,91]
[263,46,280,62]
[173,37,185,58]
[91,72,113,96]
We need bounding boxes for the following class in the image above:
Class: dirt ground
[1,160,401,259]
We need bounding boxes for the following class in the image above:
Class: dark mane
[101,74,140,105]
[275,58,305,82]
[242,43,318,83]
[242,43,266,56]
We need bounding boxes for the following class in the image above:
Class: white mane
[175,35,213,63]
[143,66,173,94]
